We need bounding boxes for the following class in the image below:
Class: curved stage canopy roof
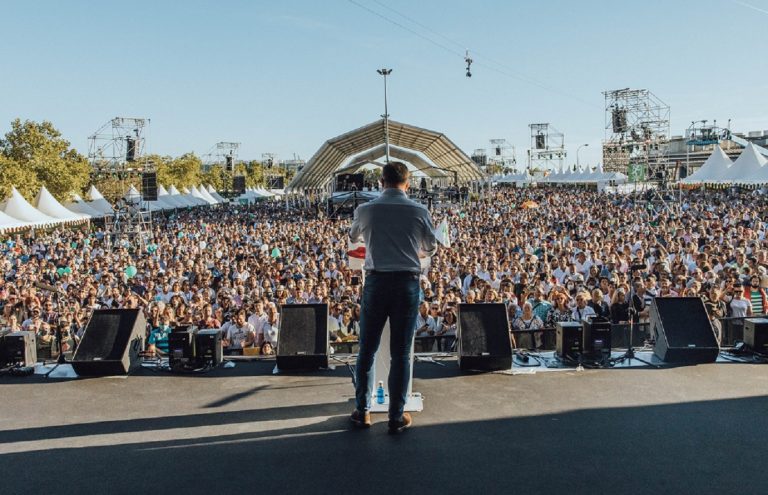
[287,119,484,191]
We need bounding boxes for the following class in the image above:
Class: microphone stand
[614,279,656,367]
[45,289,71,378]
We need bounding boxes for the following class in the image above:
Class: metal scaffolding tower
[527,123,566,173]
[489,139,518,173]
[202,141,240,171]
[87,117,153,251]
[601,89,670,182]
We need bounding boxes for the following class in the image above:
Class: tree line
[0,119,287,202]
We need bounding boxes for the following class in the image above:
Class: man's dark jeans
[355,271,420,420]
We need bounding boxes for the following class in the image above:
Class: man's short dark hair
[381,162,409,187]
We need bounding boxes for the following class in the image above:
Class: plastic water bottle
[376,381,385,404]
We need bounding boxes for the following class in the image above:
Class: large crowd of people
[1,186,766,359]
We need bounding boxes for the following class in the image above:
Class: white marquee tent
[86,186,115,215]
[34,186,88,222]
[3,187,61,227]
[719,143,767,184]
[680,145,732,184]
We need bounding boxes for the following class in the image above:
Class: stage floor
[1,357,767,495]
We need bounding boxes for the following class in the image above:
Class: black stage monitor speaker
[556,322,582,360]
[744,318,768,353]
[71,309,146,375]
[169,327,197,369]
[196,329,223,365]
[233,175,246,194]
[277,304,329,370]
[457,303,512,371]
[651,297,719,363]
[1,331,37,367]
[582,318,612,358]
[141,172,158,201]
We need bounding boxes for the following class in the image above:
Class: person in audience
[435,308,457,352]
[147,313,173,356]
[221,309,256,353]
[512,301,544,349]
[259,303,280,355]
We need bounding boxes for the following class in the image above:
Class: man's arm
[349,208,363,243]
[420,212,438,257]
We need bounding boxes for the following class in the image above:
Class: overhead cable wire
[349,0,599,108]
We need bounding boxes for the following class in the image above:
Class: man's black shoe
[387,413,412,434]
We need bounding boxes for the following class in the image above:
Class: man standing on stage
[349,162,437,434]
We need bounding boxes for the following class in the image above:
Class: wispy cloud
[731,0,768,16]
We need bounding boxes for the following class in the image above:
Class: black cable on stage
[513,350,543,367]
[331,355,357,387]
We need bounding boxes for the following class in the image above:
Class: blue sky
[2,0,766,167]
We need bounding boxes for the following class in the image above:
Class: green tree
[155,152,201,189]
[200,165,229,192]
[0,155,39,201]
[242,160,265,187]
[0,119,90,201]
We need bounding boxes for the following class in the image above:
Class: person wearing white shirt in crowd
[488,269,502,291]
[574,251,592,277]
[324,261,341,281]
[462,266,479,295]
[259,303,279,354]
[221,309,256,351]
[552,259,568,285]
[477,262,491,282]
[729,284,752,318]
[247,301,267,334]
[572,292,597,322]
[415,301,438,337]
[328,303,343,341]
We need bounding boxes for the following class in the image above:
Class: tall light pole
[377,68,392,163]
[576,143,589,169]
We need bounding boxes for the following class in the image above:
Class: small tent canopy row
[681,143,768,184]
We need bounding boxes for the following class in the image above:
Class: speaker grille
[141,172,158,201]
[653,298,714,347]
[458,303,510,356]
[278,304,327,355]
[75,309,143,361]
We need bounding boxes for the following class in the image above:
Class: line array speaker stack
[457,303,512,371]
[233,175,246,195]
[651,297,719,364]
[141,172,158,201]
[71,309,146,376]
[276,304,329,370]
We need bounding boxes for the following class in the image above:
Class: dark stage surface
[1,359,767,495]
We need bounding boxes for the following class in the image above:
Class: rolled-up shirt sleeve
[421,212,438,256]
[349,208,363,243]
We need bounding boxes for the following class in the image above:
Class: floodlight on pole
[377,68,392,164]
